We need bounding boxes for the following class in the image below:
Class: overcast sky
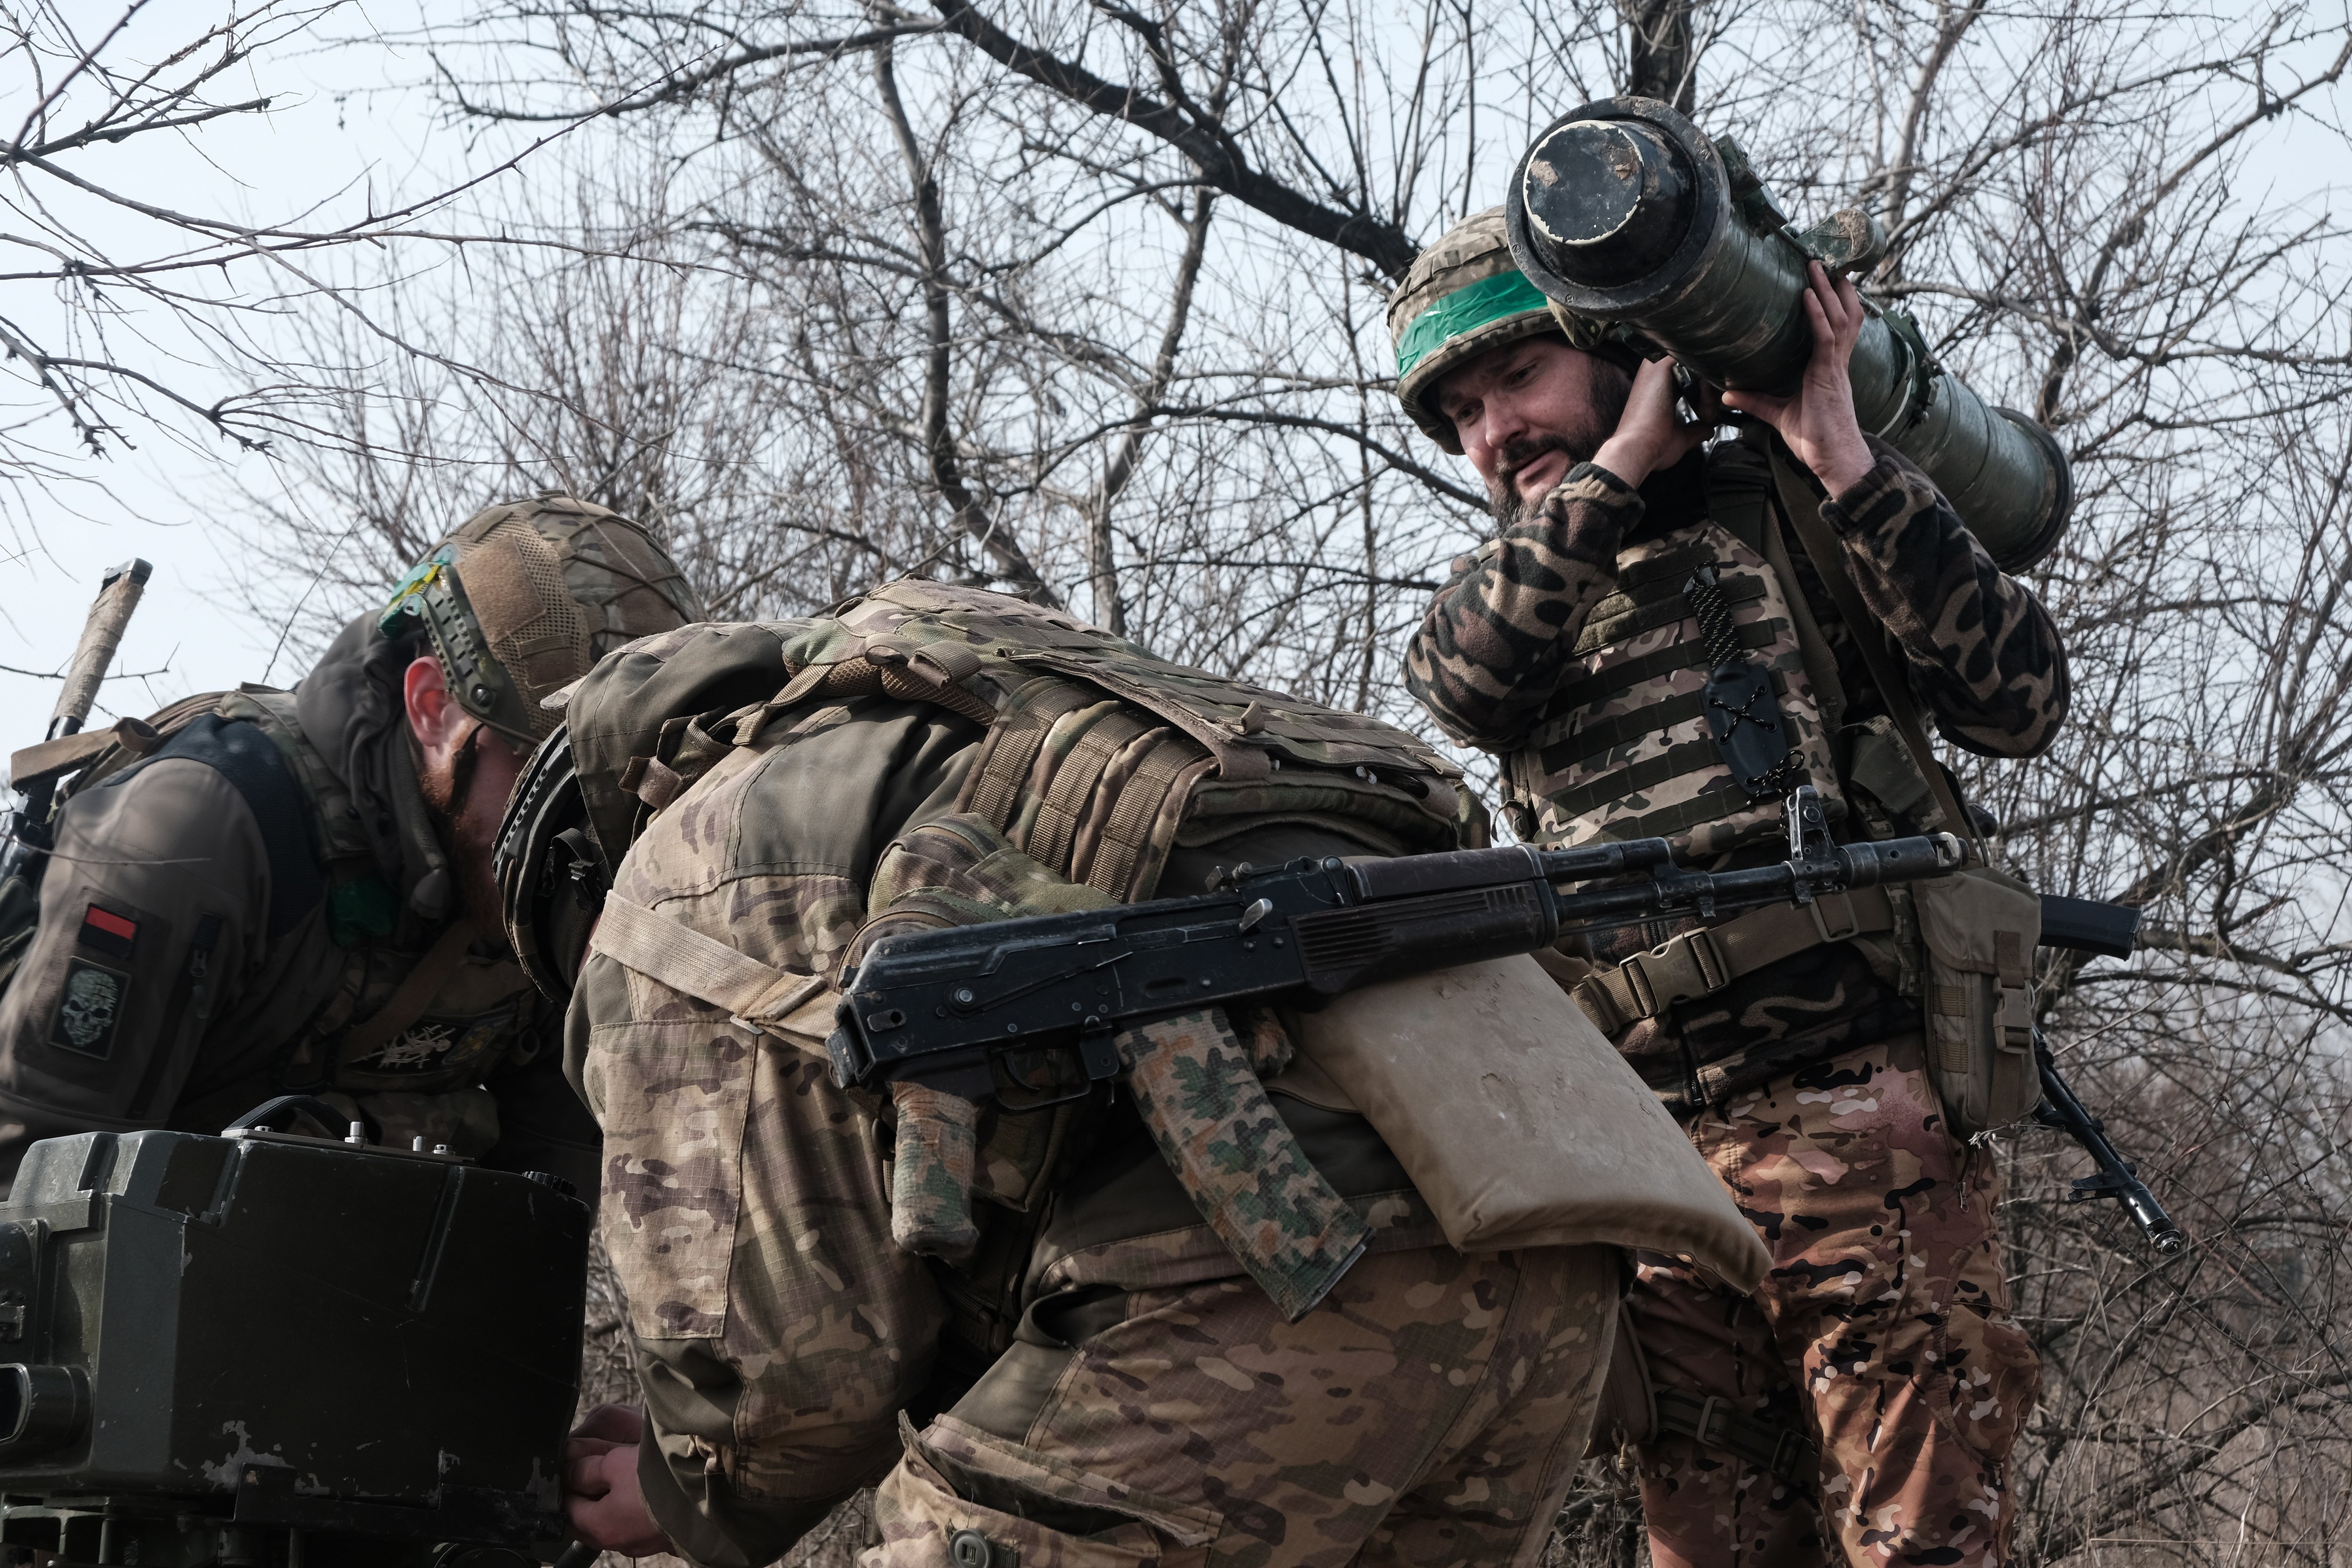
[0,0,496,746]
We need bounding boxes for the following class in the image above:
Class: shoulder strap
[589,893,834,1049]
[1766,451,1978,854]
[213,688,374,869]
[332,919,476,1063]
[121,713,328,939]
[1752,494,1848,735]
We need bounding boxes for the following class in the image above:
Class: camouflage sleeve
[1402,464,1638,751]
[1817,445,2071,758]
[0,759,269,1192]
[572,701,978,1568]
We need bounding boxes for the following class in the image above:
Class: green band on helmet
[1395,269,1553,377]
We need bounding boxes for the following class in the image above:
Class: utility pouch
[1911,866,2042,1135]
[1287,957,1770,1291]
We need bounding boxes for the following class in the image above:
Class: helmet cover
[1389,207,1645,454]
[378,494,703,750]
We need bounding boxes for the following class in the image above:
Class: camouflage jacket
[571,691,1443,1568]
[1403,441,2069,1102]
[0,616,587,1192]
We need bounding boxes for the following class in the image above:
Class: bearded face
[1486,356,1636,526]
[417,725,524,934]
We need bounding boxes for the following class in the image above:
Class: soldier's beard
[1489,434,1589,527]
[1487,358,1633,528]
[418,727,507,935]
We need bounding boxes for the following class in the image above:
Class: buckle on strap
[1807,888,1862,946]
[1616,928,1731,1019]
[1571,974,1629,1035]
[1658,1388,1820,1483]
[1768,1425,1820,1482]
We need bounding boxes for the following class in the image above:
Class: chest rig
[70,689,539,1096]
[1504,449,1844,860]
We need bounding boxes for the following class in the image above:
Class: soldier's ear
[402,655,470,762]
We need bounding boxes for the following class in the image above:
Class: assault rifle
[827,786,1960,1098]
[833,791,2185,1258]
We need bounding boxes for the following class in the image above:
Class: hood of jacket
[293,612,457,923]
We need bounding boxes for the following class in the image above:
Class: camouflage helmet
[1389,207,1643,454]
[377,494,703,750]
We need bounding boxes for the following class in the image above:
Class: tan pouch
[1912,866,2041,1135]
[1287,956,1771,1292]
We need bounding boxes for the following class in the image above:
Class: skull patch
[50,959,129,1059]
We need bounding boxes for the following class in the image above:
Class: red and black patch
[78,905,138,961]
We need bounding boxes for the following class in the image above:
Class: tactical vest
[61,688,540,1098]
[1503,449,1846,859]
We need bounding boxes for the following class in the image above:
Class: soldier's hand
[565,1403,670,1558]
[1719,260,1875,495]
[1591,355,1715,488]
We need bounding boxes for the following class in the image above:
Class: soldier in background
[1389,211,2066,1568]
[0,497,700,1194]
[536,581,1677,1568]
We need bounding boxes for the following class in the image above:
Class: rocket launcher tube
[1502,97,2073,571]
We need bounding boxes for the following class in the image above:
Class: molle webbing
[1505,452,1841,859]
[1540,739,1724,820]
[781,650,996,727]
[1576,780,1758,845]
[1537,676,1787,778]
[959,679,1209,902]
[1574,573,1768,656]
[1537,623,1774,725]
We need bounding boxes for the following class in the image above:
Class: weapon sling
[1764,451,1973,846]
[1768,451,2044,1134]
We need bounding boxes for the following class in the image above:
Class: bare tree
[0,0,584,555]
[226,0,2352,1559]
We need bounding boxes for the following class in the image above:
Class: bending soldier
[1389,211,2067,1568]
[526,584,1761,1568]
[0,497,700,1194]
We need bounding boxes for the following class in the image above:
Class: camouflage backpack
[499,580,1486,1337]
[506,579,1481,996]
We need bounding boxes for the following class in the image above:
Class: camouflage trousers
[1627,1035,2041,1568]
[864,1243,1620,1568]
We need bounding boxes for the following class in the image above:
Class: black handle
[223,1095,361,1140]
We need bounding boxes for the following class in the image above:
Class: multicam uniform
[1387,211,2066,1568]
[555,583,1626,1568]
[0,496,699,1194]
[1402,447,2063,1568]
